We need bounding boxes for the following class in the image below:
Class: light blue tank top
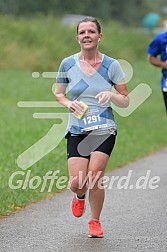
[56,53,125,135]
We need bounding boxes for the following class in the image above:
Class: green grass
[0,15,154,71]
[0,69,68,215]
[109,60,167,170]
[0,16,167,216]
[0,63,166,216]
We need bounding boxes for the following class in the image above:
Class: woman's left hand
[95,91,112,105]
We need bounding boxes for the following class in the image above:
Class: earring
[98,38,100,42]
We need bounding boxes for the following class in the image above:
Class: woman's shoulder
[103,54,116,63]
[102,54,117,69]
[61,54,75,64]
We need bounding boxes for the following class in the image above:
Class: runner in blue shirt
[147,31,167,113]
[55,17,129,238]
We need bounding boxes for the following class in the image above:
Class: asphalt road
[0,148,167,252]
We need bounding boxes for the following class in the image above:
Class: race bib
[79,107,108,132]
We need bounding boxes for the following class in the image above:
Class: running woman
[55,17,129,238]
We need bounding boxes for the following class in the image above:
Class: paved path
[0,148,167,252]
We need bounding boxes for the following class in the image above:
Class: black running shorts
[66,132,116,159]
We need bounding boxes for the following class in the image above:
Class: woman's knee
[69,176,87,191]
[88,170,104,189]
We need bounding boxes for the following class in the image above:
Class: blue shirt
[147,31,167,78]
[56,54,125,134]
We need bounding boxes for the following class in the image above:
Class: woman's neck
[79,50,102,66]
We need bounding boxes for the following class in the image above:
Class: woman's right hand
[66,100,84,116]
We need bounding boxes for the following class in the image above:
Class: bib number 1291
[83,114,101,125]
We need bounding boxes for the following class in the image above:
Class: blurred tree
[0,0,167,26]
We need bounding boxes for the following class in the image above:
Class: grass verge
[0,62,167,216]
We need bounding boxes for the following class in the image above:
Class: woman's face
[77,21,102,50]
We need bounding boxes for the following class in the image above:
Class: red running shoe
[88,220,104,238]
[71,194,85,217]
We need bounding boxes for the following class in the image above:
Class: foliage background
[0,0,167,25]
